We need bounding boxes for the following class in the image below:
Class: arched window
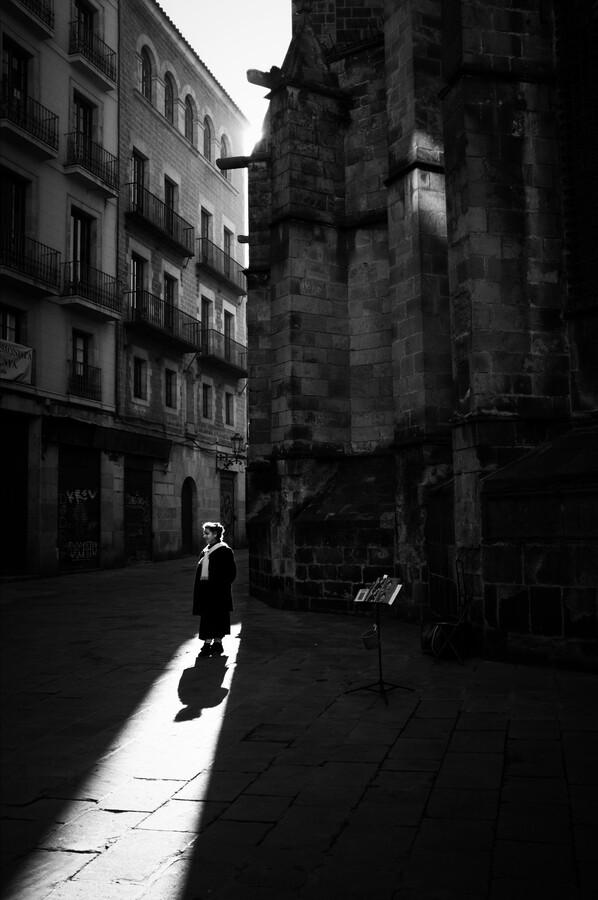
[203,116,212,161]
[140,48,152,101]
[184,96,194,144]
[164,73,175,124]
[220,134,230,180]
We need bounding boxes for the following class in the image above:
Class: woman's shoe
[198,644,213,658]
[211,641,223,656]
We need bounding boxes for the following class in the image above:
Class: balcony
[68,360,101,401]
[196,238,246,295]
[64,132,119,196]
[0,230,61,294]
[68,20,116,90]
[6,0,54,38]
[0,83,58,157]
[198,328,248,377]
[58,262,121,320]
[125,184,195,257]
[124,291,201,353]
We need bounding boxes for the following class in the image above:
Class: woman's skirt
[198,605,231,639]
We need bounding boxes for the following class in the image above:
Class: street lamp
[217,432,247,469]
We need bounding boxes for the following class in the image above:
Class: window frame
[165,367,176,409]
[225,391,234,426]
[140,48,152,101]
[1,306,22,343]
[184,96,194,144]
[133,356,147,401]
[164,72,175,124]
[203,117,212,161]
[202,383,212,419]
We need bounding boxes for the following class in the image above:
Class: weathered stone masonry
[245,0,597,664]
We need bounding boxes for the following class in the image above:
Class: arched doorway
[181,477,196,554]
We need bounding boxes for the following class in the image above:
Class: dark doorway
[181,477,195,554]
[0,412,28,575]
[124,456,152,563]
[220,473,235,547]
[58,444,100,571]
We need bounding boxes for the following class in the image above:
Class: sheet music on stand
[354,575,402,606]
[348,574,413,702]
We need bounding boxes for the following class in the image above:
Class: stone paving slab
[1,553,598,899]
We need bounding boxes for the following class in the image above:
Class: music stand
[347,576,414,704]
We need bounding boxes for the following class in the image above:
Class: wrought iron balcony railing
[125,290,201,350]
[68,360,101,401]
[0,82,59,150]
[198,328,247,375]
[62,261,120,312]
[66,133,119,190]
[126,184,195,256]
[69,20,116,83]
[196,237,246,293]
[18,0,54,29]
[0,229,61,289]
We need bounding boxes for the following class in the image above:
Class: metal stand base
[347,605,414,705]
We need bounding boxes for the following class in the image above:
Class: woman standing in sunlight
[193,521,237,658]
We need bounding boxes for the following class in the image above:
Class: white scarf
[199,541,227,580]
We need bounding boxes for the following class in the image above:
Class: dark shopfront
[0,411,29,576]
[58,444,101,571]
[44,417,171,572]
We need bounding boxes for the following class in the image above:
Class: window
[130,254,146,293]
[184,96,194,143]
[164,273,176,331]
[130,254,146,314]
[202,383,212,419]
[71,209,92,277]
[220,134,230,180]
[203,116,212,161]
[140,48,152,101]
[1,307,22,343]
[225,391,234,426]
[1,167,27,246]
[200,208,211,258]
[73,329,90,369]
[201,296,211,350]
[132,151,147,210]
[2,36,29,102]
[71,329,99,400]
[164,177,176,235]
[73,93,93,139]
[165,368,176,408]
[133,357,147,400]
[75,0,95,39]
[201,295,212,326]
[224,311,234,360]
[223,227,232,258]
[164,73,174,124]
[186,375,195,422]
[223,227,232,277]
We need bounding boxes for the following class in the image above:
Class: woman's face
[203,528,218,546]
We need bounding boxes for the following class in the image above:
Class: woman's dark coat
[192,544,236,618]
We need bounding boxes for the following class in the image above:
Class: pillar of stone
[384,0,454,605]
[441,0,568,592]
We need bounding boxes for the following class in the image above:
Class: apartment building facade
[117,0,248,564]
[0,0,248,577]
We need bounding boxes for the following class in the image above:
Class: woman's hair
[203,521,224,540]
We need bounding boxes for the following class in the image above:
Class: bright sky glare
[156,0,293,152]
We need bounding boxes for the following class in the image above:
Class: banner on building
[0,340,33,383]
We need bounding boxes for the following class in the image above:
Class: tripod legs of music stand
[347,605,414,704]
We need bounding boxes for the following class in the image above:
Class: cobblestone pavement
[1,552,597,899]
